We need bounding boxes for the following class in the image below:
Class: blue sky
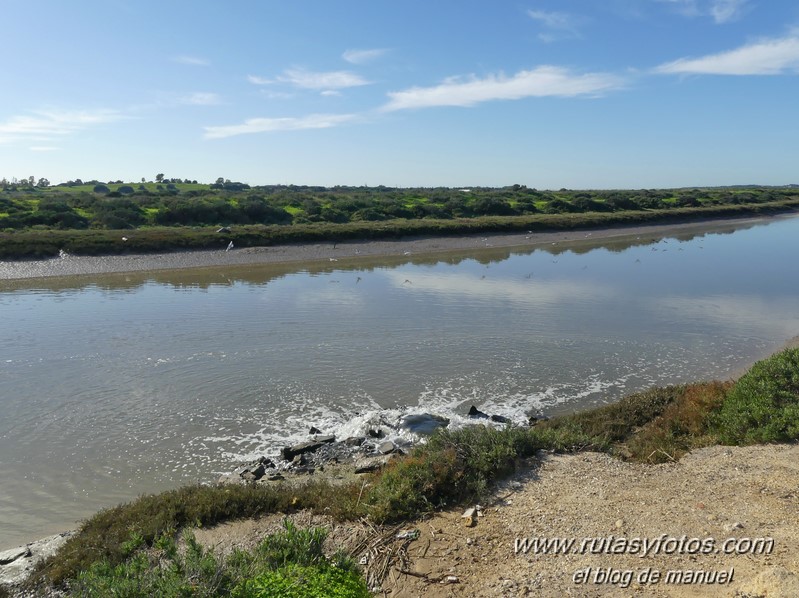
[1,0,798,188]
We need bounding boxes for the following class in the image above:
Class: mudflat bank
[0,214,788,281]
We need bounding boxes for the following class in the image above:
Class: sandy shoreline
[0,213,789,281]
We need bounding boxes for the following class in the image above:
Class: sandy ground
[0,214,788,281]
[191,443,799,598]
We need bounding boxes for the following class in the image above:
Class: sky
[1,0,798,189]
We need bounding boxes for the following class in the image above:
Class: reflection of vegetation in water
[0,216,773,294]
[26,348,799,594]
[0,181,797,258]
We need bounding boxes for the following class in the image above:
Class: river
[1,215,798,548]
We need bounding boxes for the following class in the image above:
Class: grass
[72,521,369,598]
[18,347,799,595]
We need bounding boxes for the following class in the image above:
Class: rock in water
[281,441,325,461]
[378,441,396,455]
[490,414,511,424]
[467,405,490,419]
[399,413,450,435]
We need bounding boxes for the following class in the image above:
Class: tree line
[0,181,795,231]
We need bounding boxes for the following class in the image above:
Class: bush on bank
[72,521,369,598]
[715,348,799,444]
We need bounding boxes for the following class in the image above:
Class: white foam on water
[196,372,631,466]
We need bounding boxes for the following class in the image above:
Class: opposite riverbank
[0,212,793,281]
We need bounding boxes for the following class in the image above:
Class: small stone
[440,576,459,585]
[344,436,366,447]
[466,537,474,546]
[615,519,624,529]
[378,441,396,455]
[462,507,477,527]
[724,521,744,532]
[312,435,336,444]
[267,473,285,481]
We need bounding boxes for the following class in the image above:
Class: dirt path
[191,443,798,597]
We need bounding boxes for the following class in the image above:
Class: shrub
[715,348,799,444]
[72,522,369,598]
[533,386,683,452]
[366,425,541,522]
[233,564,371,598]
[623,382,729,462]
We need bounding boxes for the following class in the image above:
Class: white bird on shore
[226,241,234,252]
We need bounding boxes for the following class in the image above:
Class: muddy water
[1,216,798,548]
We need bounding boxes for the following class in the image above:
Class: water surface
[1,216,798,548]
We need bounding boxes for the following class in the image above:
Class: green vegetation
[0,179,797,258]
[20,347,799,596]
[72,521,369,598]
[715,348,799,444]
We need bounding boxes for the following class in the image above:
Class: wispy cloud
[527,9,585,42]
[342,48,387,64]
[0,109,125,144]
[204,113,357,139]
[655,34,799,75]
[178,92,222,106]
[29,146,60,152]
[247,74,273,85]
[173,55,210,67]
[279,68,369,89]
[654,0,748,23]
[709,0,748,23]
[382,67,623,111]
[248,68,370,91]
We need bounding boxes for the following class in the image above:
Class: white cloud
[29,146,60,152]
[709,0,748,23]
[248,68,370,90]
[279,68,369,89]
[654,0,748,22]
[178,92,222,106]
[0,109,124,144]
[527,9,584,41]
[173,55,210,67]
[381,66,623,111]
[655,35,799,75]
[342,48,387,64]
[320,90,342,97]
[204,113,357,139]
[247,75,273,85]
